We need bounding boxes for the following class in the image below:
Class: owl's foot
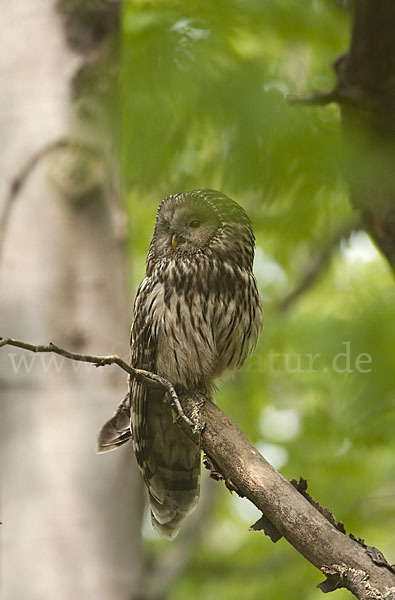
[166,389,206,445]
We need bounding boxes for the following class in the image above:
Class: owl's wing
[96,277,155,454]
[98,276,201,539]
[97,392,132,452]
[131,277,201,540]
[129,277,159,475]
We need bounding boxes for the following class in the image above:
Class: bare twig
[287,90,340,107]
[276,216,362,311]
[1,336,395,599]
[0,138,100,260]
[0,337,193,427]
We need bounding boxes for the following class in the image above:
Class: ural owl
[98,189,262,539]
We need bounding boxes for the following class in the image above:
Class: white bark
[0,2,144,598]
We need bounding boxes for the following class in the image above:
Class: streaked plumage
[98,189,262,539]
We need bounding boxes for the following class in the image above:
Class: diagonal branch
[276,216,362,311]
[1,336,394,599]
[287,90,340,107]
[183,394,395,600]
[0,138,102,261]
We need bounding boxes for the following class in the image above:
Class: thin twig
[0,336,193,427]
[287,89,340,106]
[0,138,100,260]
[276,216,362,311]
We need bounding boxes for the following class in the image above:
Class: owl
[98,189,262,539]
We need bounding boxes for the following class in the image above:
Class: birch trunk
[0,2,145,598]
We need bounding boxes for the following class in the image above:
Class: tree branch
[185,395,395,599]
[1,336,394,599]
[276,216,362,311]
[0,138,103,261]
[287,90,340,107]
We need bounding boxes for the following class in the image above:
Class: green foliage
[120,1,394,597]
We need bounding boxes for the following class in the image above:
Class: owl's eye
[189,220,201,228]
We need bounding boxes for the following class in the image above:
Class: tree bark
[335,0,395,269]
[290,1,395,270]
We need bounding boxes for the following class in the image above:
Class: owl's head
[147,189,255,271]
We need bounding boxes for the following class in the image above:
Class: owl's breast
[154,272,216,389]
[146,258,262,390]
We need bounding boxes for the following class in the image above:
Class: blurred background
[1,1,394,599]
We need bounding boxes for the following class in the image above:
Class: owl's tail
[142,397,201,540]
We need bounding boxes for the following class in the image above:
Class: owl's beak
[171,233,179,249]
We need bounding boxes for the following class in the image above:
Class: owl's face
[153,194,219,256]
[148,189,255,270]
